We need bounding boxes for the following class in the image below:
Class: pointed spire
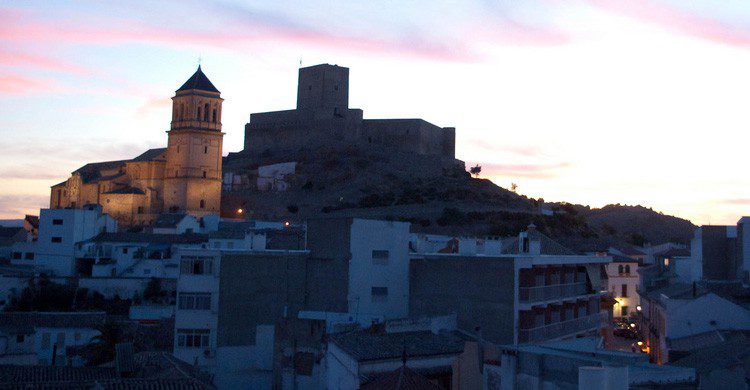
[177,65,219,93]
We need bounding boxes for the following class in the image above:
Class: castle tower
[164,66,224,217]
[296,64,349,114]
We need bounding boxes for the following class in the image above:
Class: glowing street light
[636,305,642,311]
[630,323,636,328]
[237,208,244,214]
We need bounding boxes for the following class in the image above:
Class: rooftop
[330,330,468,362]
[87,232,208,245]
[177,66,219,93]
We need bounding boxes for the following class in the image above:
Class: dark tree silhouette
[86,320,124,366]
[469,164,482,178]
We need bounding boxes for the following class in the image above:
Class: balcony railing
[519,282,588,302]
[519,312,605,343]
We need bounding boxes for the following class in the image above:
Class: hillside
[222,147,695,253]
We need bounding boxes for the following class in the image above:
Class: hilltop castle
[50,66,224,225]
[242,64,455,159]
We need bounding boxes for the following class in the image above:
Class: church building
[50,66,224,226]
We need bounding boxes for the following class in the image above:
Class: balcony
[519,282,588,302]
[519,312,605,343]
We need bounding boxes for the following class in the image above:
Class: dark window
[625,265,631,274]
[16,334,24,343]
[200,199,205,209]
[52,219,63,225]
[522,237,529,252]
[202,171,206,178]
[24,252,34,260]
[621,306,629,316]
[137,206,144,214]
[618,265,623,274]
[372,250,389,265]
[371,287,388,302]
[621,284,628,298]
[204,103,209,121]
[51,237,62,243]
[178,293,211,310]
[212,109,217,123]
[123,248,128,254]
[204,146,208,154]
[197,107,201,120]
[180,257,213,275]
[176,329,210,348]
[11,252,21,260]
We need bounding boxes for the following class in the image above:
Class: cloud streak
[586,0,750,47]
[479,161,571,179]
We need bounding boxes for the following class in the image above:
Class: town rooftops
[0,351,215,389]
[330,330,469,362]
[500,231,576,256]
[177,65,220,93]
[656,247,691,258]
[644,282,707,302]
[153,213,190,228]
[360,365,442,390]
[87,232,208,245]
[0,311,106,330]
[609,244,646,257]
[671,332,750,377]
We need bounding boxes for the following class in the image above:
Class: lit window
[664,258,670,267]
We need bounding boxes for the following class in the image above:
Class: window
[204,146,208,154]
[24,252,34,260]
[618,265,623,275]
[372,250,389,265]
[137,206,144,214]
[178,293,211,310]
[42,333,50,348]
[11,252,21,260]
[176,329,210,348]
[52,219,63,225]
[51,237,62,243]
[621,306,629,316]
[197,107,201,120]
[621,284,628,298]
[202,171,207,178]
[16,334,24,343]
[371,287,388,302]
[200,199,205,209]
[123,248,128,254]
[204,103,209,121]
[625,265,631,274]
[664,258,670,267]
[212,109,217,123]
[180,257,213,275]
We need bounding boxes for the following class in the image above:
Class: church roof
[131,148,167,162]
[177,66,220,93]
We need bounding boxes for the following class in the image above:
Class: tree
[86,320,124,365]
[469,164,482,178]
[143,278,163,303]
[510,183,518,192]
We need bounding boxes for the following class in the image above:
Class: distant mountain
[0,219,23,228]
[222,147,696,253]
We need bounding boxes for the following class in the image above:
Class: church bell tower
[164,66,224,217]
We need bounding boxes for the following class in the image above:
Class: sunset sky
[1,0,749,225]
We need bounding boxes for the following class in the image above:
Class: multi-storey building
[604,253,641,319]
[409,226,611,344]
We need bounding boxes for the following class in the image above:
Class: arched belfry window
[618,265,624,274]
[212,108,217,123]
[200,199,205,209]
[204,103,209,121]
[197,106,201,120]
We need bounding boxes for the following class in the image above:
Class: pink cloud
[477,162,571,179]
[0,50,91,75]
[721,198,750,205]
[586,0,750,47]
[0,71,58,95]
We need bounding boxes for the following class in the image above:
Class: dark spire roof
[177,65,219,93]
